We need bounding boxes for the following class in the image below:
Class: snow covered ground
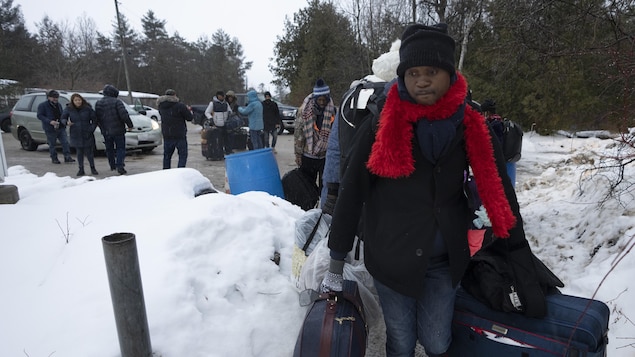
[0,131,633,356]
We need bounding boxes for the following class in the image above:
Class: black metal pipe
[102,232,152,357]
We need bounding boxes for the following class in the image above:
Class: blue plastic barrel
[225,148,285,198]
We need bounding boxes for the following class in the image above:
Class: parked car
[189,104,209,126]
[131,104,161,122]
[10,91,162,152]
[235,93,297,134]
[0,108,11,133]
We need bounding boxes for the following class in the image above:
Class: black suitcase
[282,168,319,210]
[205,126,224,161]
[448,287,610,356]
[230,128,248,151]
[293,280,367,357]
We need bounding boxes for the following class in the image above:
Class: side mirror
[138,110,147,115]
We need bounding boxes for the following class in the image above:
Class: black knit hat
[47,90,59,98]
[396,23,456,77]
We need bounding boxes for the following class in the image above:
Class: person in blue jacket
[61,93,98,176]
[238,90,264,150]
[37,90,74,164]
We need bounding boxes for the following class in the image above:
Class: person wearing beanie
[262,91,281,152]
[95,84,134,174]
[157,88,193,169]
[36,89,75,164]
[294,78,336,192]
[322,23,550,357]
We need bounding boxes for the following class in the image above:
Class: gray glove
[320,258,345,293]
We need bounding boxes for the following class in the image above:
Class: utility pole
[114,0,133,104]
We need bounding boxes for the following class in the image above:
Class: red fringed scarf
[366,73,516,238]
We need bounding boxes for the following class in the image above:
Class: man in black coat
[95,84,134,175]
[262,91,281,152]
[157,89,193,169]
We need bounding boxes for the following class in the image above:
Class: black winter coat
[328,114,521,298]
[95,89,133,137]
[262,99,280,131]
[157,96,193,139]
[36,100,66,133]
[61,104,97,148]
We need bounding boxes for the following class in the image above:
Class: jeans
[76,146,95,169]
[249,130,264,150]
[163,138,188,169]
[45,129,71,160]
[374,258,457,357]
[104,134,126,169]
[506,161,517,187]
[263,128,278,148]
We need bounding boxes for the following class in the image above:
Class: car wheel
[287,128,294,134]
[0,117,11,133]
[19,129,38,151]
[141,146,156,153]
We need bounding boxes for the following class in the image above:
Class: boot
[52,158,61,164]
[65,157,76,163]
[77,169,85,176]
[90,167,99,175]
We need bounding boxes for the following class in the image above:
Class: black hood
[102,84,119,98]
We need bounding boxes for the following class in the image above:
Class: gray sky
[16,0,308,90]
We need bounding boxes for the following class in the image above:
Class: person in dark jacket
[262,91,281,152]
[36,90,74,164]
[321,23,531,357]
[157,89,193,169]
[61,93,98,176]
[95,84,133,175]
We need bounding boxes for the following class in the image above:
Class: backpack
[338,80,388,176]
[502,119,523,162]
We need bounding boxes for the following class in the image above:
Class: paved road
[1,123,299,192]
[1,124,429,357]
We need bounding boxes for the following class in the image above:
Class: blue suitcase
[448,287,609,356]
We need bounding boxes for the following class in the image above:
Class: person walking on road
[262,91,281,152]
[157,89,193,169]
[95,84,133,175]
[37,90,75,164]
[61,93,98,176]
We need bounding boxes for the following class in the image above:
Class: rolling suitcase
[205,126,224,161]
[282,168,319,211]
[448,287,610,356]
[230,128,248,151]
[293,280,367,357]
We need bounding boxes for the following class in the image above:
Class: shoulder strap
[301,213,323,252]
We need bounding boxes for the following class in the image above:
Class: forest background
[1,0,634,135]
